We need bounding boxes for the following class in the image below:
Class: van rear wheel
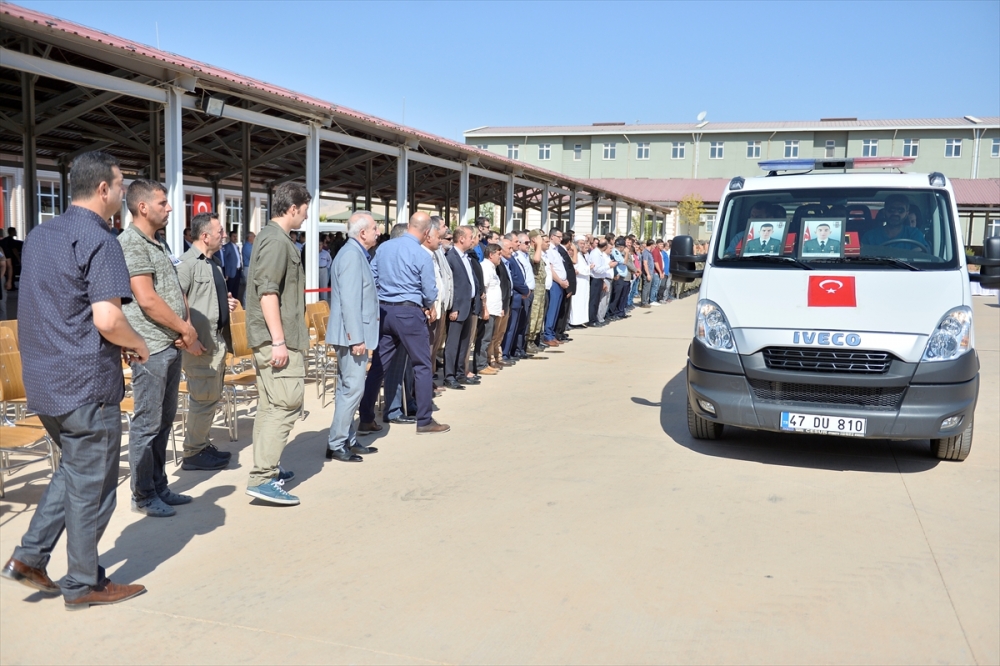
[687,400,724,440]
[930,421,973,461]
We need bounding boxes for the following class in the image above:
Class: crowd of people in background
[1,149,684,610]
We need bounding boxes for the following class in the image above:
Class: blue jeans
[650,274,661,302]
[129,346,181,502]
[628,278,640,307]
[543,284,564,341]
[13,402,121,599]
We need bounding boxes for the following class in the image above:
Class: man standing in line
[474,216,491,261]
[244,182,311,506]
[553,232,577,341]
[501,234,528,363]
[120,179,203,518]
[317,235,333,305]
[489,237,513,368]
[429,218,453,382]
[357,212,449,434]
[221,230,243,301]
[474,243,503,376]
[639,240,655,308]
[444,225,478,390]
[325,211,381,462]
[176,212,237,472]
[542,229,568,347]
[239,231,254,305]
[1,151,148,609]
[464,228,487,379]
[512,231,535,357]
[526,230,549,354]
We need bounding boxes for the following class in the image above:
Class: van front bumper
[686,362,979,440]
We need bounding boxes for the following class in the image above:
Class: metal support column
[364,159,373,210]
[591,196,601,235]
[304,123,320,304]
[21,68,37,231]
[211,180,220,216]
[541,185,550,231]
[568,190,577,231]
[148,102,161,180]
[445,182,452,227]
[459,162,470,225]
[58,161,69,213]
[396,146,410,225]
[164,86,185,255]
[241,122,251,240]
[611,200,619,236]
[626,204,633,236]
[505,174,515,232]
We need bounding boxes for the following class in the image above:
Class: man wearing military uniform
[803,223,841,254]
[744,223,782,255]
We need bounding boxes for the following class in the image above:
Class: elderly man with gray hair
[325,211,382,462]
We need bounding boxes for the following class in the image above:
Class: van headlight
[696,299,737,353]
[921,306,973,362]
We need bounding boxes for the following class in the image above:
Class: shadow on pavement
[101,485,235,584]
[651,368,939,474]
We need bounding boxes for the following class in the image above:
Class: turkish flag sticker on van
[808,275,857,307]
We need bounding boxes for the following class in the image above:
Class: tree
[678,194,706,231]
[480,202,496,230]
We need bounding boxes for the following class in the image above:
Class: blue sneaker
[245,479,299,506]
[277,466,295,482]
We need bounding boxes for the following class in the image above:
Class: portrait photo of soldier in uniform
[740,220,787,257]
[801,219,845,259]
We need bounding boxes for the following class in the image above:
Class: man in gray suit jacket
[325,211,381,463]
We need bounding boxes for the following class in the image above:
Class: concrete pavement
[1,295,997,665]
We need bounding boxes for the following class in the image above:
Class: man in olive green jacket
[176,212,237,472]
[244,182,311,506]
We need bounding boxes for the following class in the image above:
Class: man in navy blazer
[324,212,381,463]
[501,233,529,361]
[444,225,478,389]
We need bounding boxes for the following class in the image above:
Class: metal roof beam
[318,128,400,157]
[35,89,123,135]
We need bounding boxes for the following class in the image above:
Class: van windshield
[713,188,960,270]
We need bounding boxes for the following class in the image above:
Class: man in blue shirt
[358,212,449,434]
[863,194,929,250]
[2,152,148,609]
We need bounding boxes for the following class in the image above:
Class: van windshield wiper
[721,255,812,270]
[842,256,921,271]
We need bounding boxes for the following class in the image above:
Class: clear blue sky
[20,0,1000,141]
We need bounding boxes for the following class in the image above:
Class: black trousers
[444,312,473,381]
[610,279,629,317]
[588,277,604,323]
[556,288,573,335]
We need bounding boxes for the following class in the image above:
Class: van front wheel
[687,400,724,440]
[930,421,973,461]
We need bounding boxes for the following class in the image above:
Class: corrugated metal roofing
[467,117,1000,136]
[0,3,665,210]
[583,178,1000,207]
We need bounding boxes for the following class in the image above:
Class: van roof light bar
[758,157,916,173]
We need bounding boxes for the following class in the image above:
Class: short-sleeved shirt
[370,233,438,308]
[118,224,187,354]
[653,249,664,273]
[19,206,133,416]
[245,221,307,351]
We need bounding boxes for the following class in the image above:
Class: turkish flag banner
[192,195,213,216]
[746,224,754,241]
[808,275,857,307]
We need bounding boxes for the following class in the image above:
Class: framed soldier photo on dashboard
[740,219,788,257]
[800,218,845,259]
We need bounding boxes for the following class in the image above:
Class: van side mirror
[669,235,705,283]
[970,236,1000,287]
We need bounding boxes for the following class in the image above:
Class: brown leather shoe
[416,419,450,435]
[1,557,60,595]
[65,579,146,611]
[357,421,383,434]
[479,367,498,375]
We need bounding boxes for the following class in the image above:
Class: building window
[259,200,269,225]
[671,142,685,159]
[511,211,523,231]
[475,144,487,150]
[903,139,919,157]
[573,144,582,161]
[945,139,962,158]
[538,144,551,160]
[507,144,519,160]
[991,138,999,158]
[709,142,724,159]
[825,140,836,158]
[989,217,1000,238]
[597,212,612,235]
[784,140,799,158]
[38,180,62,224]
[225,196,243,234]
[636,142,650,160]
[603,143,616,160]
[862,139,879,157]
[746,141,761,159]
[700,213,716,234]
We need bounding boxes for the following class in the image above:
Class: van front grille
[748,379,905,410]
[763,347,892,374]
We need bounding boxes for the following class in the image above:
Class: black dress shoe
[444,379,465,390]
[325,448,363,462]
[458,376,480,385]
[389,415,416,424]
[350,445,378,455]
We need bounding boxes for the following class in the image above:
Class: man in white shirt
[588,240,616,326]
[474,244,503,375]
[542,229,569,346]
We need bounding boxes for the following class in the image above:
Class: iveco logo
[793,331,862,346]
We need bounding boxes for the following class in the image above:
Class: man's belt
[384,300,422,308]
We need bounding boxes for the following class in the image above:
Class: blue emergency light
[758,157,916,172]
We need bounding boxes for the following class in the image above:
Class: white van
[673,157,1000,461]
